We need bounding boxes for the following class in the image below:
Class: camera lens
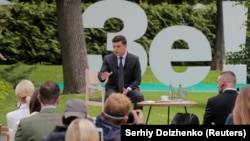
[127,112,134,123]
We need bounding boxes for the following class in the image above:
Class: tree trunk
[56,0,88,94]
[211,0,224,70]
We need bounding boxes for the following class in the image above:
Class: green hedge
[0,80,11,106]
[0,1,216,64]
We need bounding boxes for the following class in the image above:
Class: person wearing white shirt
[6,79,35,138]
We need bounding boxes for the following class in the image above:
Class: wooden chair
[85,69,106,111]
[0,125,10,141]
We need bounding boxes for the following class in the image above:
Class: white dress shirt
[6,103,30,137]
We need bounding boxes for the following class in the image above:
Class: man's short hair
[104,93,131,119]
[220,71,236,83]
[39,81,60,104]
[112,35,127,45]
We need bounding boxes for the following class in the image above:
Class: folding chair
[85,69,106,111]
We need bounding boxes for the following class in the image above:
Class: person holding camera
[95,93,144,141]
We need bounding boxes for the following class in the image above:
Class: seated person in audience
[43,98,89,141]
[95,93,145,141]
[66,118,99,141]
[6,79,35,137]
[14,81,62,141]
[225,86,250,125]
[11,89,41,141]
[203,71,238,125]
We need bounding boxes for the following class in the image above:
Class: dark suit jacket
[203,89,238,125]
[98,52,141,90]
[14,108,62,141]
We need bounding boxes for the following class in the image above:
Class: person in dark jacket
[95,93,145,141]
[42,98,90,141]
[203,71,238,125]
[97,35,144,110]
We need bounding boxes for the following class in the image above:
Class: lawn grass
[0,65,220,126]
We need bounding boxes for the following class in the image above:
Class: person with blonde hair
[66,118,99,141]
[95,93,144,141]
[11,89,41,141]
[225,86,250,125]
[15,81,62,141]
[6,79,35,137]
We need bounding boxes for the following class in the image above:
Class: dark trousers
[105,88,144,110]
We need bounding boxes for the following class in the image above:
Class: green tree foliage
[80,0,214,5]
[226,1,250,80]
[84,2,217,59]
[0,1,218,65]
[0,80,11,106]
[0,62,37,87]
[0,1,60,64]
[0,62,36,105]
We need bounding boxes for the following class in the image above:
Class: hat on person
[64,98,87,119]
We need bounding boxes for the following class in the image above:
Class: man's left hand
[122,88,129,95]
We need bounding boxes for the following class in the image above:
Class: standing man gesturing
[98,35,144,110]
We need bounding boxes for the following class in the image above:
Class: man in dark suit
[203,71,238,125]
[14,81,62,141]
[98,35,144,110]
